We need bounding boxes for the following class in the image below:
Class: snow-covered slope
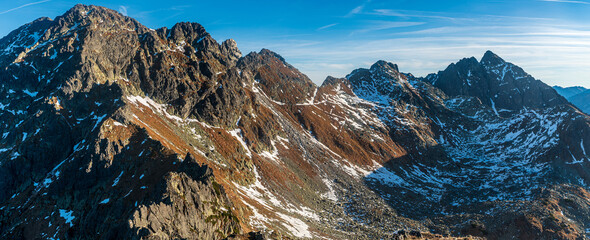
[2,4,590,240]
[347,53,590,238]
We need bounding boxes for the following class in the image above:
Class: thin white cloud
[372,9,463,21]
[346,0,372,17]
[351,21,425,34]
[540,0,590,4]
[317,23,338,31]
[234,3,590,88]
[244,21,590,88]
[0,0,50,15]
[394,25,590,38]
[348,5,364,15]
[119,6,128,16]
[372,9,556,22]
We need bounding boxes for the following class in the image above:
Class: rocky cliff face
[1,4,590,240]
[357,53,590,238]
[433,51,569,112]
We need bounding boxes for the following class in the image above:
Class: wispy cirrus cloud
[371,9,465,21]
[127,5,192,24]
[242,19,590,88]
[231,0,590,88]
[317,23,338,31]
[348,5,364,16]
[372,9,555,23]
[346,0,372,17]
[0,0,50,15]
[351,21,425,34]
[540,0,590,4]
[118,6,128,16]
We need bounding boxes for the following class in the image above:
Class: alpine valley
[1,5,590,240]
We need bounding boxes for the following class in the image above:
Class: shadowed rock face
[0,4,246,239]
[432,50,569,112]
[351,55,590,239]
[2,4,590,240]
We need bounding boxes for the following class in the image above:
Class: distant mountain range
[554,86,590,114]
[1,4,590,240]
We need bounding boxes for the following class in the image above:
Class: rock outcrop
[432,50,568,112]
[1,4,590,240]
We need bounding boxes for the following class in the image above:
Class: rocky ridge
[1,4,590,240]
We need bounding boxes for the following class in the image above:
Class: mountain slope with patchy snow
[1,4,590,240]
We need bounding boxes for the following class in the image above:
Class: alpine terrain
[1,5,590,240]
[554,86,590,115]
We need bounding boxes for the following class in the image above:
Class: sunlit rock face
[1,4,590,240]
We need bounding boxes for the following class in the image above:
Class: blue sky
[1,0,590,87]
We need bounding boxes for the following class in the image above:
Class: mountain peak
[54,4,146,33]
[433,50,569,111]
[258,48,287,63]
[457,56,479,66]
[321,76,349,87]
[370,60,399,73]
[168,22,209,46]
[480,50,505,66]
[221,39,242,63]
[238,49,316,104]
[3,5,590,240]
[61,4,116,20]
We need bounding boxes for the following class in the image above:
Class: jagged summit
[2,5,590,240]
[370,60,399,73]
[480,50,505,66]
[347,60,404,80]
[62,4,123,19]
[258,48,288,63]
[432,50,568,111]
[345,60,430,112]
[455,56,479,66]
[55,4,147,33]
[318,76,355,96]
[238,48,316,104]
[167,22,208,42]
[321,75,349,87]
